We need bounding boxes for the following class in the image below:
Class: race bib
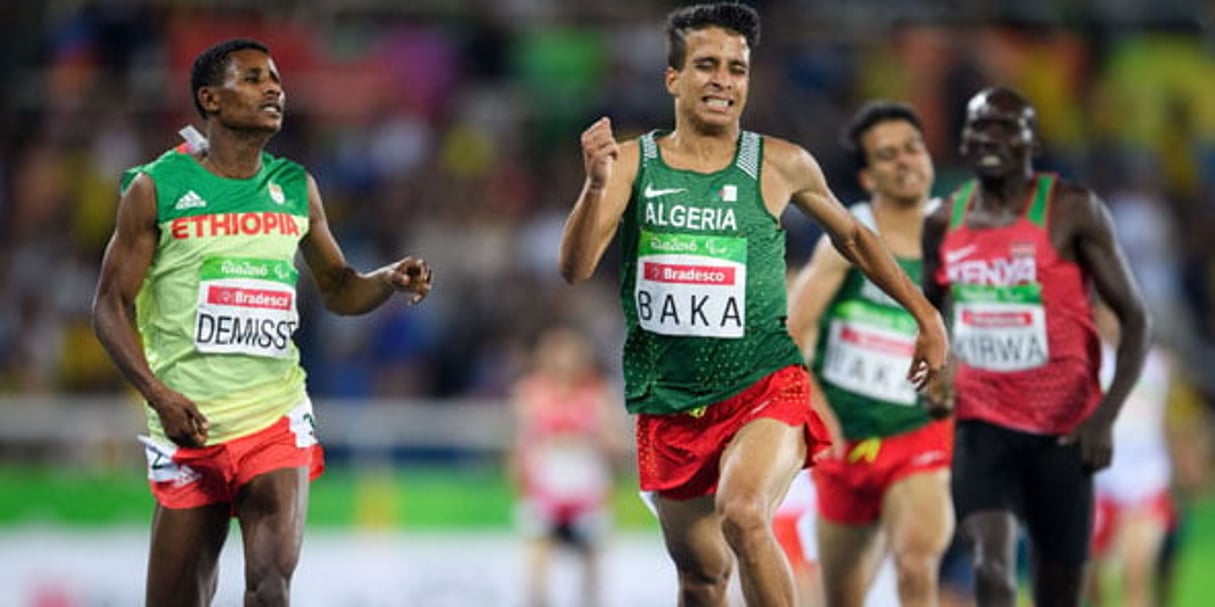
[138,435,200,486]
[194,257,299,358]
[821,314,918,405]
[635,231,747,338]
[287,399,319,448]
[951,284,1049,372]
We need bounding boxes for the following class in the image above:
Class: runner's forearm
[559,180,611,283]
[317,266,395,315]
[1093,311,1151,424]
[843,227,940,329]
[92,293,168,404]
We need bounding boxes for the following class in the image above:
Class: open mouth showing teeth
[704,98,731,109]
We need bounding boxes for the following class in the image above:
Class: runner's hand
[581,117,619,191]
[1059,415,1114,472]
[148,386,209,448]
[919,358,954,419]
[907,313,949,391]
[383,256,433,304]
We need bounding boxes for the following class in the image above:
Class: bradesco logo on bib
[822,302,918,405]
[195,257,299,358]
[635,231,746,338]
[951,283,1049,372]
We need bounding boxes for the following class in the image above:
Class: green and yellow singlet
[122,150,310,444]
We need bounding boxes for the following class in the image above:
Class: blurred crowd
[0,0,1212,403]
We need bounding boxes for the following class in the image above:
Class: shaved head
[966,86,1036,131]
[959,86,1039,177]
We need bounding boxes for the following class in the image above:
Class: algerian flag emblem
[718,184,737,202]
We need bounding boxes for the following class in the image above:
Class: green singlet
[618,130,802,415]
[811,202,935,439]
[121,149,311,444]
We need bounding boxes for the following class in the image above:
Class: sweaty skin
[788,109,953,607]
[92,44,433,607]
[922,89,1148,471]
[559,11,948,606]
[921,86,1149,607]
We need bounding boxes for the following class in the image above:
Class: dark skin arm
[297,174,432,314]
[92,173,434,449]
[93,174,210,448]
[1054,183,1151,471]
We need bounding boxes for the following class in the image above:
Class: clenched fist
[581,117,619,191]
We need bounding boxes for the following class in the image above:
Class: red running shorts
[636,365,832,500]
[140,400,325,510]
[814,419,952,525]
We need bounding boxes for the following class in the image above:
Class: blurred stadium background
[1,0,1213,605]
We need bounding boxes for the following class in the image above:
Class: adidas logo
[174,190,207,210]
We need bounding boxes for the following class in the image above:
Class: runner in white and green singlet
[787,101,953,606]
[808,203,935,435]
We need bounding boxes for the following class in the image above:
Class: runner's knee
[717,495,769,549]
[666,543,731,605]
[244,545,299,606]
[679,580,728,605]
[972,553,1017,595]
[890,520,950,575]
[663,529,732,586]
[892,550,939,591]
[244,563,293,606]
[677,567,730,605]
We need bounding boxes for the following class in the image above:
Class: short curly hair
[190,38,270,119]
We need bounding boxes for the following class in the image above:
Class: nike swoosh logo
[944,244,978,264]
[644,184,687,198]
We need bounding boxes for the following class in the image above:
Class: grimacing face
[959,91,1036,177]
[666,26,750,134]
[858,119,934,205]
